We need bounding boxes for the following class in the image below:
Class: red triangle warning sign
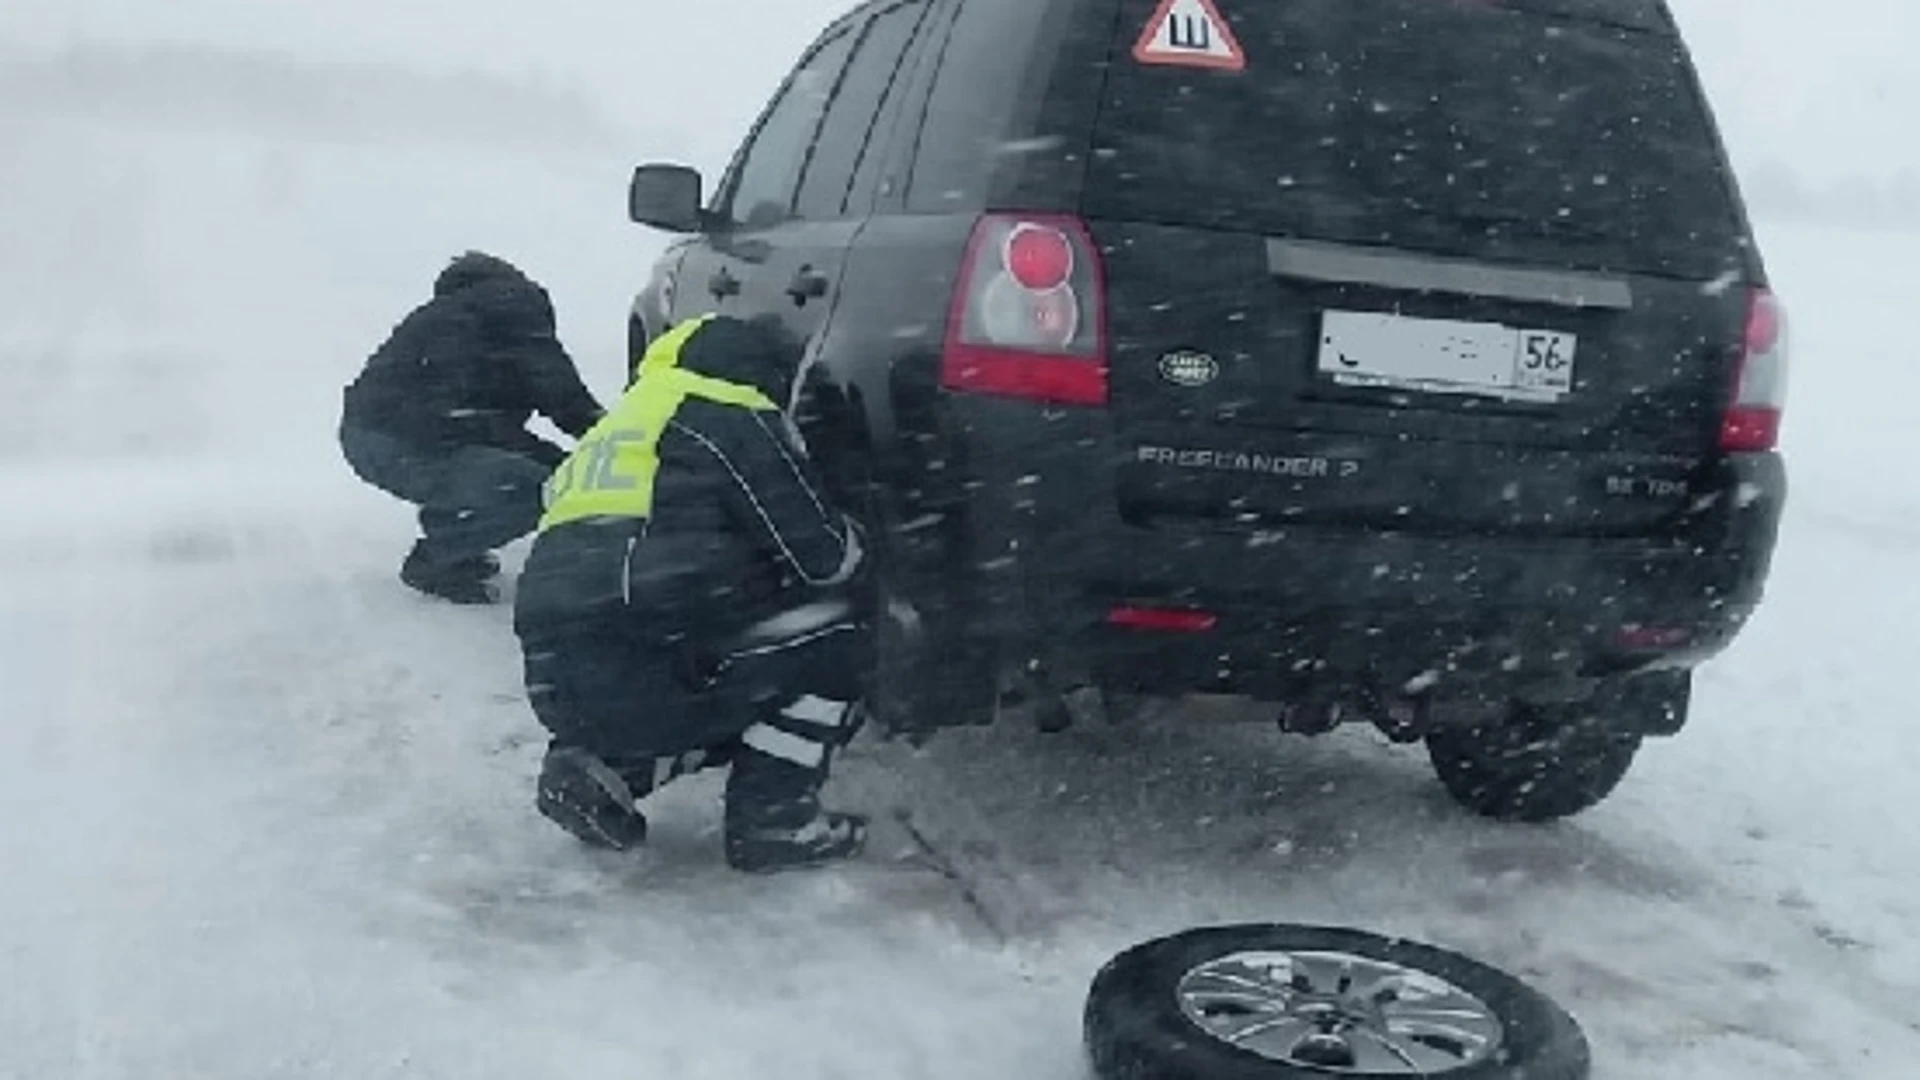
[1132,0,1245,71]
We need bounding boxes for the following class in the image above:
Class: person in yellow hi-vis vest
[511,314,872,873]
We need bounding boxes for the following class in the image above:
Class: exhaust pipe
[1372,693,1427,743]
[1277,685,1430,742]
[1276,692,1351,736]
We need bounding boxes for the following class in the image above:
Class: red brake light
[1004,223,1074,291]
[1719,286,1788,453]
[940,213,1107,406]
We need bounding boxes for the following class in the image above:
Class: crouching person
[512,315,872,873]
[340,251,604,604]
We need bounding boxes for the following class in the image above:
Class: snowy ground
[5,18,1920,1080]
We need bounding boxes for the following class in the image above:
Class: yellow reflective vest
[630,312,709,384]
[539,318,776,532]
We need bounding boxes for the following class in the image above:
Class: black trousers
[339,422,558,570]
[520,599,873,765]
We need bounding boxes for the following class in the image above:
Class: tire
[1085,924,1590,1080]
[858,485,995,739]
[869,592,997,737]
[1426,700,1642,823]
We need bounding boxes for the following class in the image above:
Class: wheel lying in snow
[1084,924,1590,1080]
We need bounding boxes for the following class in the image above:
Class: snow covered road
[4,26,1919,1080]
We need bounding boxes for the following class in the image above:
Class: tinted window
[1083,0,1746,278]
[906,0,1051,212]
[797,0,928,219]
[722,27,858,229]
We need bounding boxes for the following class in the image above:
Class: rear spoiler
[1267,238,1634,310]
[1487,0,1677,34]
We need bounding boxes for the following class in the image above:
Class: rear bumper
[1067,524,1772,701]
[887,400,1785,703]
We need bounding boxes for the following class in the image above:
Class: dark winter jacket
[341,252,604,458]
[512,315,864,644]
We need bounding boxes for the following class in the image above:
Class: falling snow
[0,2,1917,1079]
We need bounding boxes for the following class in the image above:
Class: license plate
[1317,310,1576,403]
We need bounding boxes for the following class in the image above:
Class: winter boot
[400,543,499,604]
[455,551,502,579]
[535,744,734,852]
[722,694,869,873]
[535,746,650,850]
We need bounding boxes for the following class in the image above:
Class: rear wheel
[858,483,997,739]
[1425,699,1642,822]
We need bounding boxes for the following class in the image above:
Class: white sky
[0,0,1912,191]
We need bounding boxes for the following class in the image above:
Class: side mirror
[628,163,706,233]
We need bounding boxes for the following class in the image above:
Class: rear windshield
[1081,0,1748,279]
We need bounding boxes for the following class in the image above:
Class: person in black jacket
[513,313,872,873]
[340,251,605,604]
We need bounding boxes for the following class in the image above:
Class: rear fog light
[1108,606,1219,632]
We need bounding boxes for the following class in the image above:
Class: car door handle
[709,266,741,299]
[786,265,829,305]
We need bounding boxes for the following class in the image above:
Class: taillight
[1719,286,1788,452]
[940,213,1107,406]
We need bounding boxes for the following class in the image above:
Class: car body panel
[622,0,1788,733]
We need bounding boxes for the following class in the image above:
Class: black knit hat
[674,314,802,404]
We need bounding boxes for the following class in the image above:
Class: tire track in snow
[849,706,1920,1078]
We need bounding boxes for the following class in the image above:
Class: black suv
[621,0,1787,822]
